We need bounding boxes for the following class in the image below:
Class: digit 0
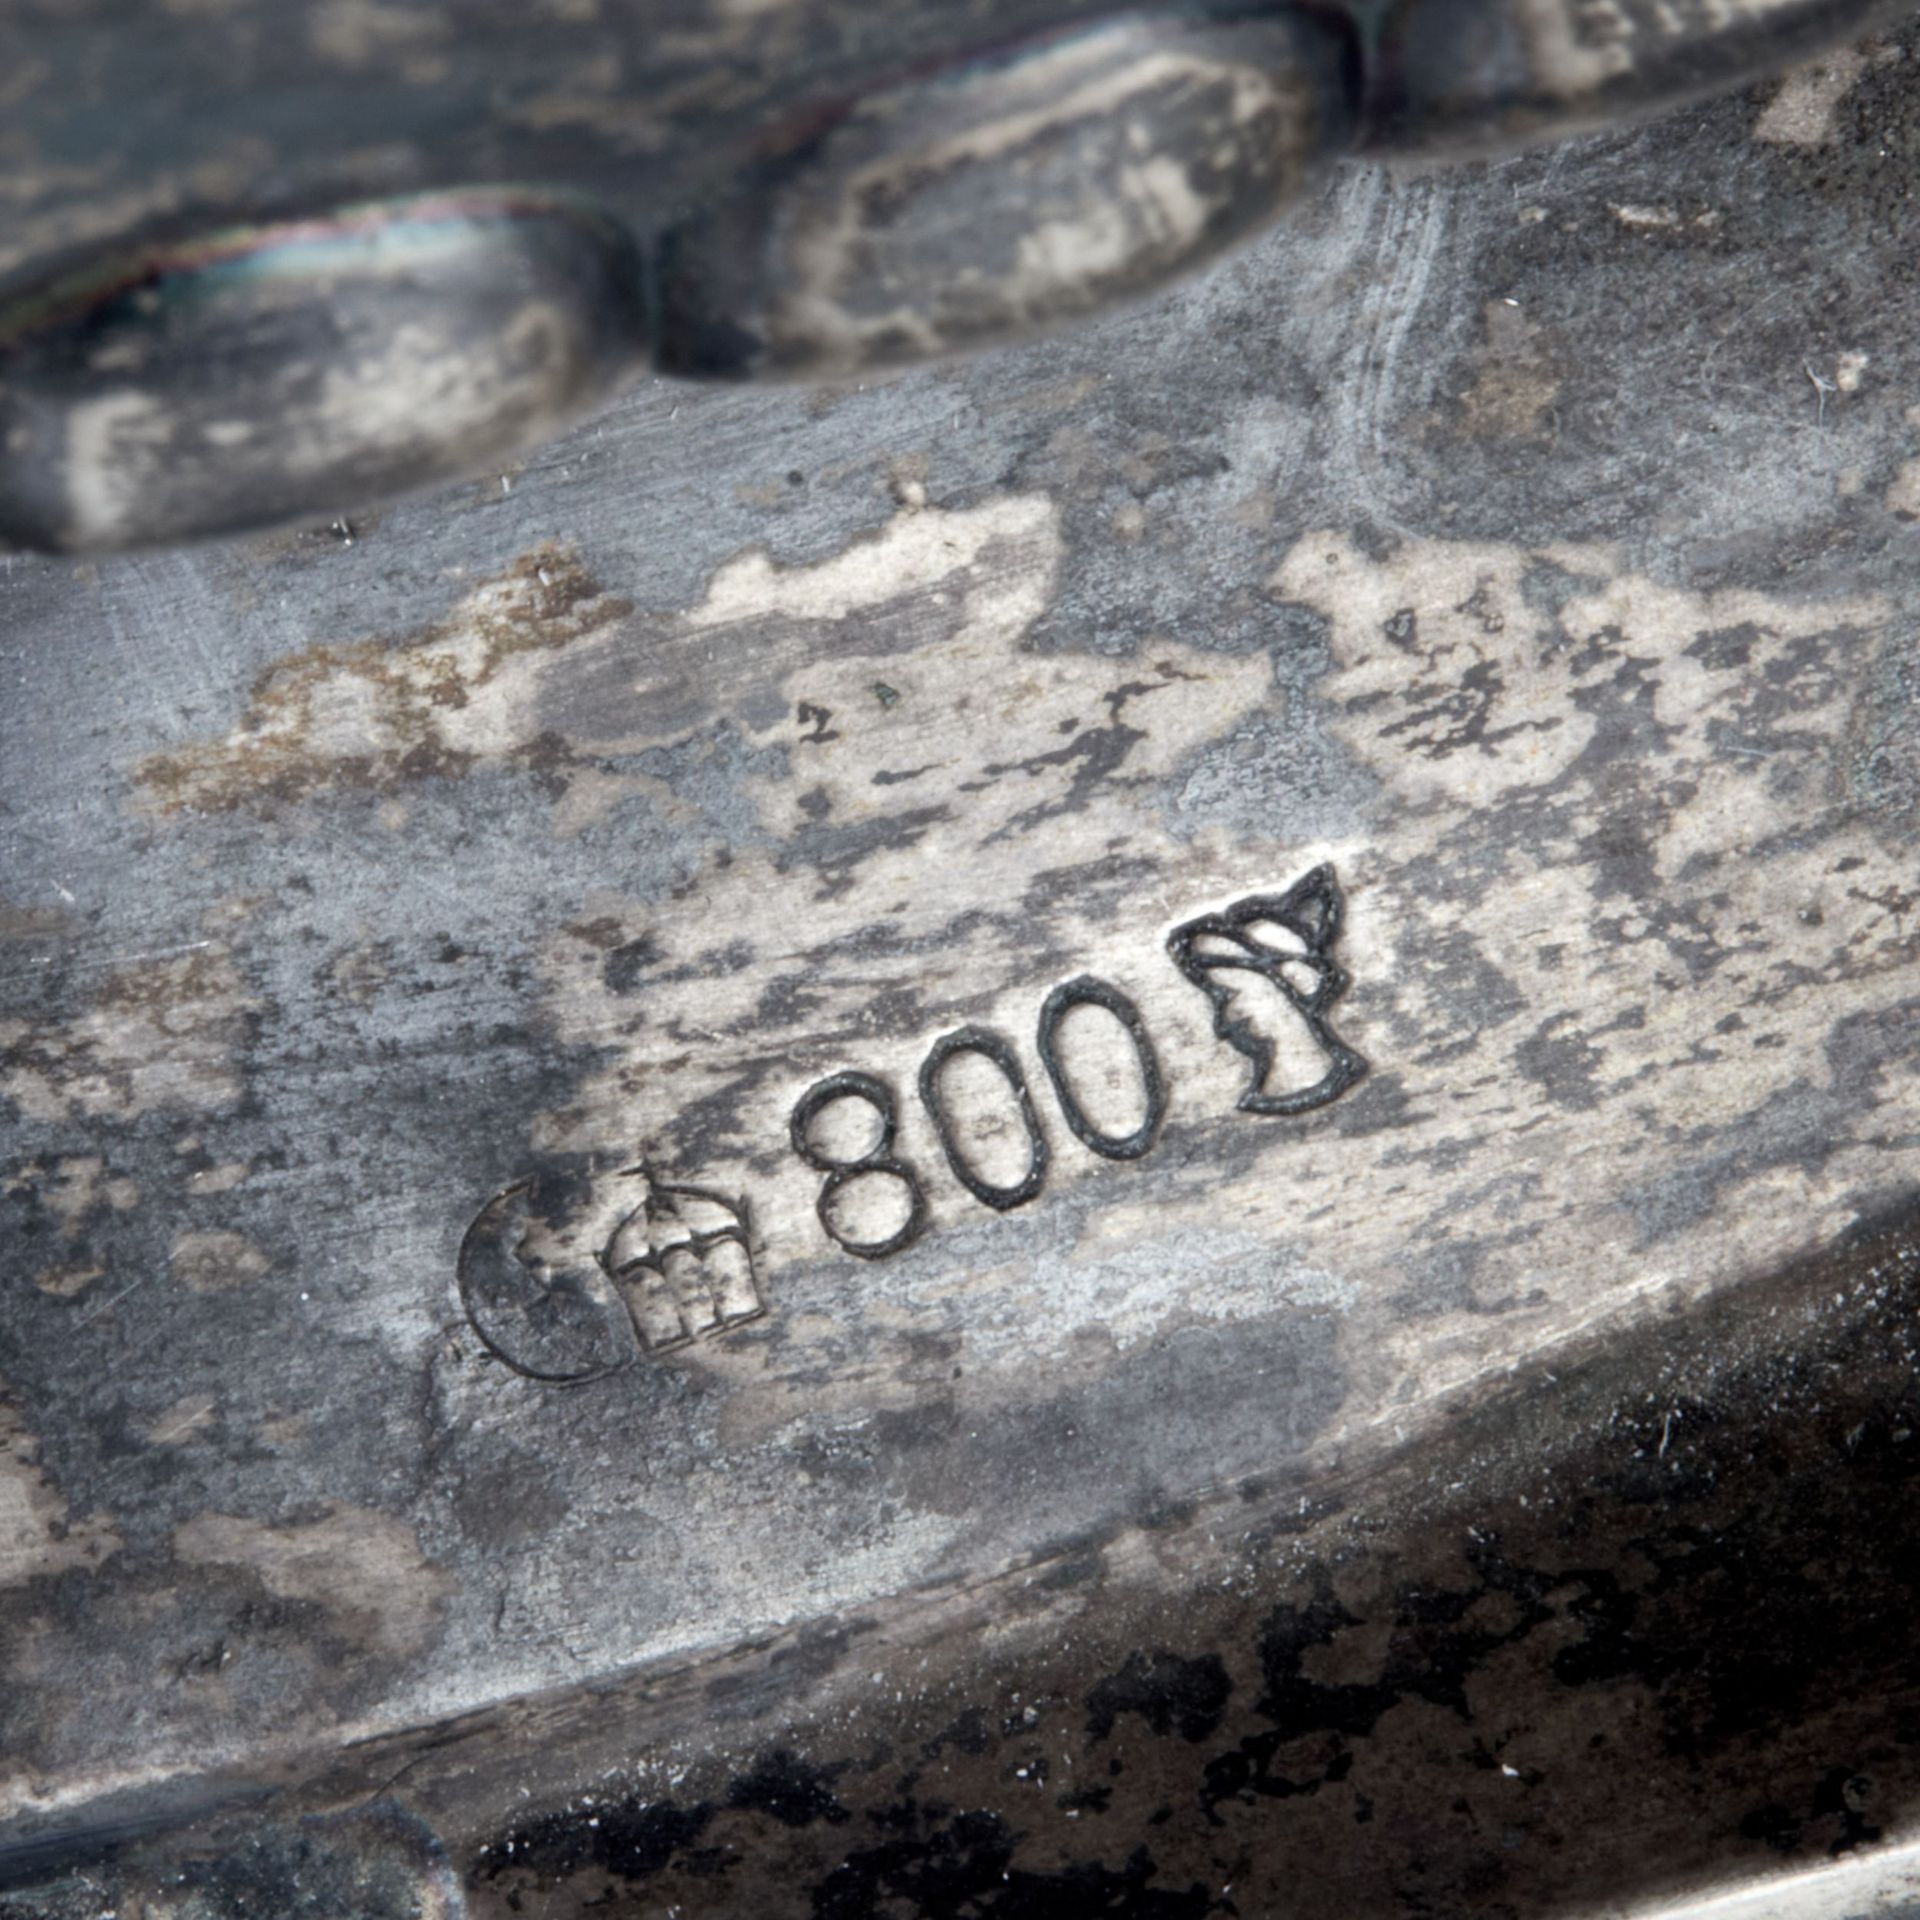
[790,1071,930,1260]
[918,1026,1049,1211]
[1036,975,1167,1161]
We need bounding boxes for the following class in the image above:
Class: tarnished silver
[1372,0,1898,149]
[0,192,649,555]
[653,11,1359,377]
[0,0,1898,552]
[10,9,1920,1913]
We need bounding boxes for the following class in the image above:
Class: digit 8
[790,1071,930,1261]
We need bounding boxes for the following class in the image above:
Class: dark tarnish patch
[813,1816,1211,1920]
[870,1312,1347,1564]
[1392,926,1529,1068]
[1255,1557,1538,1731]
[135,547,632,814]
[602,934,663,996]
[1198,1551,1560,1819]
[482,1796,717,1884]
[1741,1767,1883,1860]
[978,719,1145,840]
[776,802,954,902]
[923,1709,995,1761]
[0,1804,461,1917]
[977,674,1194,843]
[1086,1652,1232,1746]
[726,1751,851,1829]
[1511,1010,1606,1112]
[1365,648,1558,762]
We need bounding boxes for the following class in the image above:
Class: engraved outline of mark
[1165,863,1367,1117]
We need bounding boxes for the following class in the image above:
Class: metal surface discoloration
[169,1230,273,1293]
[0,952,258,1126]
[19,1206,1920,1918]
[0,192,653,554]
[655,11,1358,377]
[1754,41,1877,141]
[433,1210,1920,1919]
[0,1390,119,1595]
[7,25,1920,1913]
[172,1504,451,1658]
[1375,0,1902,148]
[8,1807,466,1920]
[136,546,632,812]
[0,0,1900,547]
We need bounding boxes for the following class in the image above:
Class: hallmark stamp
[460,866,1366,1377]
[603,1175,766,1350]
[919,1026,1051,1213]
[790,1070,930,1263]
[1166,865,1367,1117]
[458,1164,764,1383]
[1036,975,1167,1162]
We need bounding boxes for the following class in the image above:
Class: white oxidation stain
[57,295,595,551]
[133,548,630,810]
[687,493,1059,642]
[298,303,586,480]
[0,948,258,1125]
[63,391,176,553]
[1885,404,1920,519]
[1518,0,1815,99]
[776,40,1300,363]
[0,1390,119,1594]
[173,1503,451,1658]
[1754,46,1870,146]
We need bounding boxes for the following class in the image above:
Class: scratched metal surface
[7,27,1920,1916]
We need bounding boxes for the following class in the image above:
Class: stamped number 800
[788,976,1167,1261]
